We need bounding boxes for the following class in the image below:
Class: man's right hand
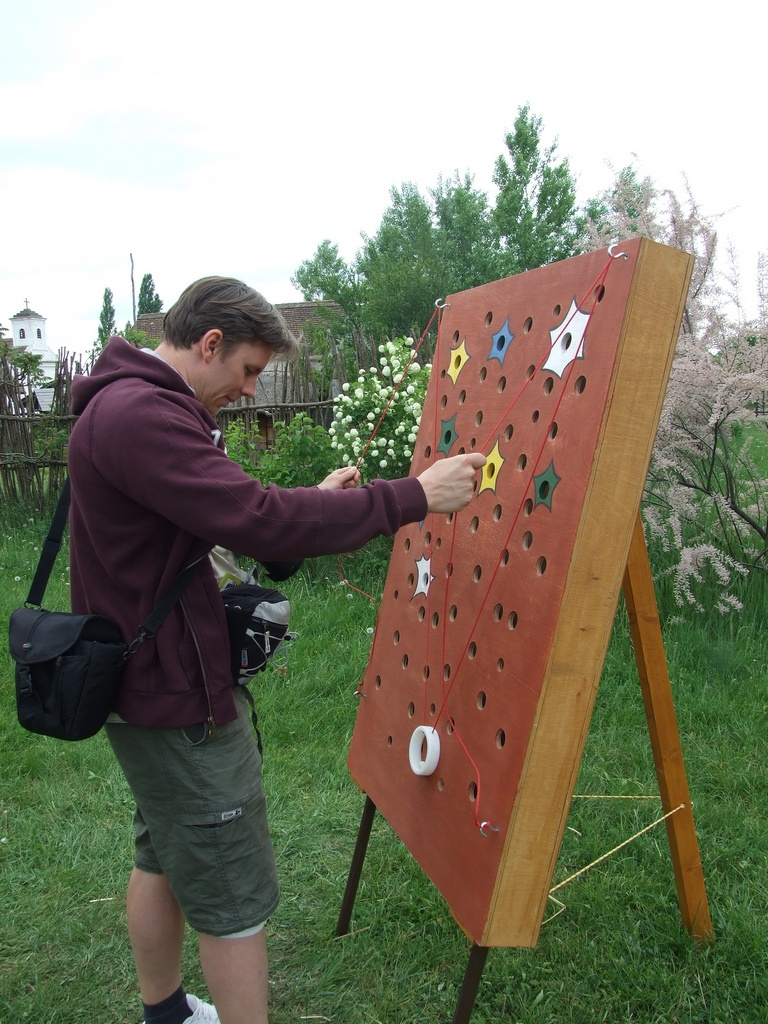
[417,452,487,514]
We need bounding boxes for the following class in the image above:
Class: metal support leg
[336,794,377,936]
[451,944,489,1024]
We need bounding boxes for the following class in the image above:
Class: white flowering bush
[329,337,431,480]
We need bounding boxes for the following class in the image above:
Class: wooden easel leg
[336,794,377,936]
[451,945,489,1024]
[622,512,714,942]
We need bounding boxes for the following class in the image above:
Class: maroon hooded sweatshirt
[68,337,427,729]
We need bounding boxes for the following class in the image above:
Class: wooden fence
[0,348,334,509]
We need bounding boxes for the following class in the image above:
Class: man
[68,276,485,1024]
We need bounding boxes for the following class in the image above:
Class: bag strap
[26,478,72,607]
[28,478,203,653]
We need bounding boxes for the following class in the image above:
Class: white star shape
[412,555,434,599]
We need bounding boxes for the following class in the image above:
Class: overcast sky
[1,0,763,356]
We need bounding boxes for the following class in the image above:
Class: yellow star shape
[446,338,470,385]
[478,439,505,495]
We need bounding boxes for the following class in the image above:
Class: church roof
[11,307,45,320]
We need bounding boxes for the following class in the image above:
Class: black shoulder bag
[8,479,201,741]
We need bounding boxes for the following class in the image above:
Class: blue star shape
[489,317,515,365]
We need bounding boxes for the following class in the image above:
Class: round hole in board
[473,564,482,582]
[459,389,466,405]
[468,642,477,659]
[470,516,480,533]
[508,610,519,629]
[468,780,478,802]
[393,630,400,644]
[479,366,487,382]
[536,556,547,576]
[498,376,507,393]
[493,504,502,521]
[496,729,506,749]
[497,658,505,672]
[553,303,561,316]
[594,284,605,302]
[493,603,503,621]
[517,454,527,471]
[523,498,533,516]
[544,377,554,394]
[408,701,415,718]
[485,311,493,326]
[532,410,539,423]
[477,691,487,709]
[418,606,426,621]
[449,604,457,621]
[549,422,558,440]
[375,675,382,689]
[524,316,533,333]
[574,376,586,394]
[522,531,533,550]
[401,654,409,668]
[504,423,514,441]
[431,612,439,628]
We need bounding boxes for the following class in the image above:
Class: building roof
[276,300,341,336]
[11,307,45,320]
[135,312,165,341]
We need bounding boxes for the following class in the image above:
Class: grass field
[1,526,766,1024]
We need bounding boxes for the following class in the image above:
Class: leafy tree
[492,104,585,276]
[356,183,448,339]
[137,273,163,314]
[292,240,360,329]
[430,172,499,290]
[294,107,585,342]
[96,287,116,353]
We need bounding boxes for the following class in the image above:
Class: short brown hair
[162,277,299,358]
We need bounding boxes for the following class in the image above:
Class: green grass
[1,525,767,1023]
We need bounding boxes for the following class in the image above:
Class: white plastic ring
[409,725,440,776]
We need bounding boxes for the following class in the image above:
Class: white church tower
[10,303,58,380]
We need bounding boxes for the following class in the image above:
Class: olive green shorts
[105,688,279,937]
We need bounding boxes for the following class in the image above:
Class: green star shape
[533,460,561,511]
[437,415,459,457]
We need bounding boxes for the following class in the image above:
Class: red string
[348,252,621,833]
[426,256,616,830]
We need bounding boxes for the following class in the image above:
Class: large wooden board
[347,238,693,946]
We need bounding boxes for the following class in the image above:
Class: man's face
[197,336,273,416]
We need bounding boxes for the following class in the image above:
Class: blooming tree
[329,337,430,480]
[588,168,768,611]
